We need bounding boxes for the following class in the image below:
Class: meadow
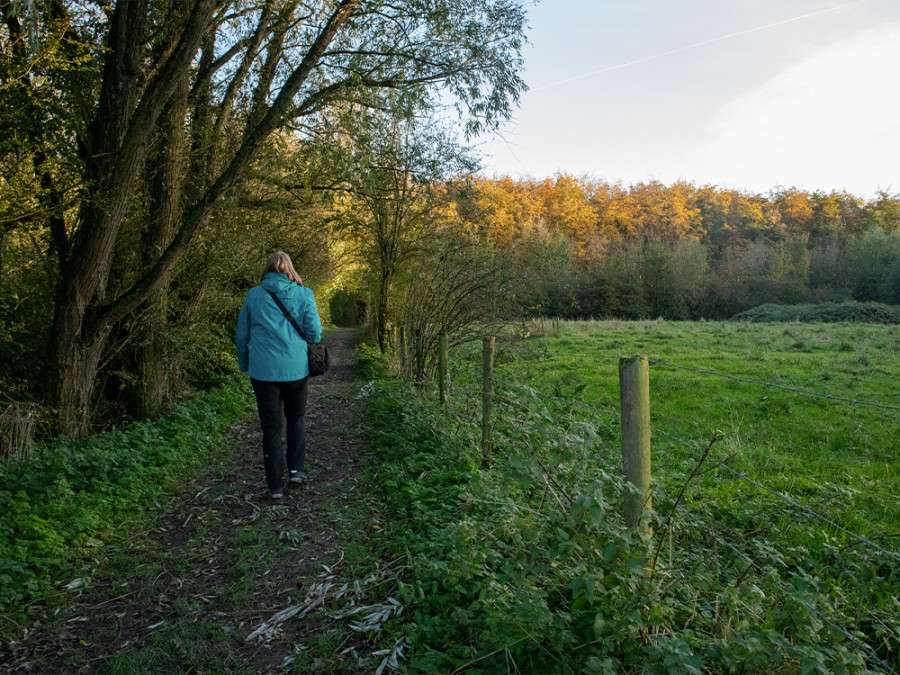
[485,319,900,542]
[369,319,900,673]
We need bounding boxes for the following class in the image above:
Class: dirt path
[2,328,390,674]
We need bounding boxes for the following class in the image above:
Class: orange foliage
[463,176,542,245]
[538,174,597,255]
[774,188,814,233]
[450,177,898,253]
[629,180,703,242]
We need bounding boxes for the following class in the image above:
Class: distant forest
[4,165,900,431]
[442,175,900,320]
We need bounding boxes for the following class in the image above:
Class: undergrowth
[0,379,251,628]
[362,350,899,673]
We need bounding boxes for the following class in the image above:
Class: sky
[477,0,900,198]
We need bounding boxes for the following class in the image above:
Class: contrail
[530,0,870,93]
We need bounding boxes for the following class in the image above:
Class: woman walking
[236,251,323,498]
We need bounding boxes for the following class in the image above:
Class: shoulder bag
[266,289,329,377]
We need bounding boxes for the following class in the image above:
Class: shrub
[366,371,898,673]
[329,289,368,327]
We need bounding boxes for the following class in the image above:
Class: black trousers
[250,377,309,492]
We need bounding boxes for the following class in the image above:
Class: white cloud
[695,24,900,195]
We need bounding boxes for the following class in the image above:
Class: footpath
[2,328,388,674]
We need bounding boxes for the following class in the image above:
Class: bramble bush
[0,381,251,621]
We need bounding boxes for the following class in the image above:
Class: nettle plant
[374,382,897,674]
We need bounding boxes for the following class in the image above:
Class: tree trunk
[48,305,113,436]
[137,56,191,418]
[376,268,393,353]
[132,75,189,419]
[132,298,168,419]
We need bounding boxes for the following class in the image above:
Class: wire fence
[489,376,900,564]
[497,343,899,548]
[416,331,899,671]
[440,335,900,561]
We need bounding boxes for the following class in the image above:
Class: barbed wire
[493,378,710,458]
[500,345,623,362]
[646,425,699,451]
[712,462,900,563]
[493,377,622,421]
[661,497,754,566]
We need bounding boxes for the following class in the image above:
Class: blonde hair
[263,251,303,285]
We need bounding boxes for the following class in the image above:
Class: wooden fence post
[481,336,495,464]
[619,356,651,533]
[438,331,448,408]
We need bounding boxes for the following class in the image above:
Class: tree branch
[98,0,364,328]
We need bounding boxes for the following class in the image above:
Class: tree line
[442,175,900,320]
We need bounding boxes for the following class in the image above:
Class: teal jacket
[235,272,323,381]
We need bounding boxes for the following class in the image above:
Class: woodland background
[2,0,899,442]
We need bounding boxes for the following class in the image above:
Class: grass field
[372,319,899,673]
[481,319,900,543]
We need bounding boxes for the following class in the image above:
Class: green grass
[0,381,252,624]
[486,319,900,542]
[367,319,900,674]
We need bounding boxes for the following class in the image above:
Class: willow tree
[1,0,526,434]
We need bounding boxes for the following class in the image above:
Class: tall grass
[0,399,40,459]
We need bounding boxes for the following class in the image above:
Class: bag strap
[265,289,309,344]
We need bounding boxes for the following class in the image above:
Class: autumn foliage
[444,174,900,319]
